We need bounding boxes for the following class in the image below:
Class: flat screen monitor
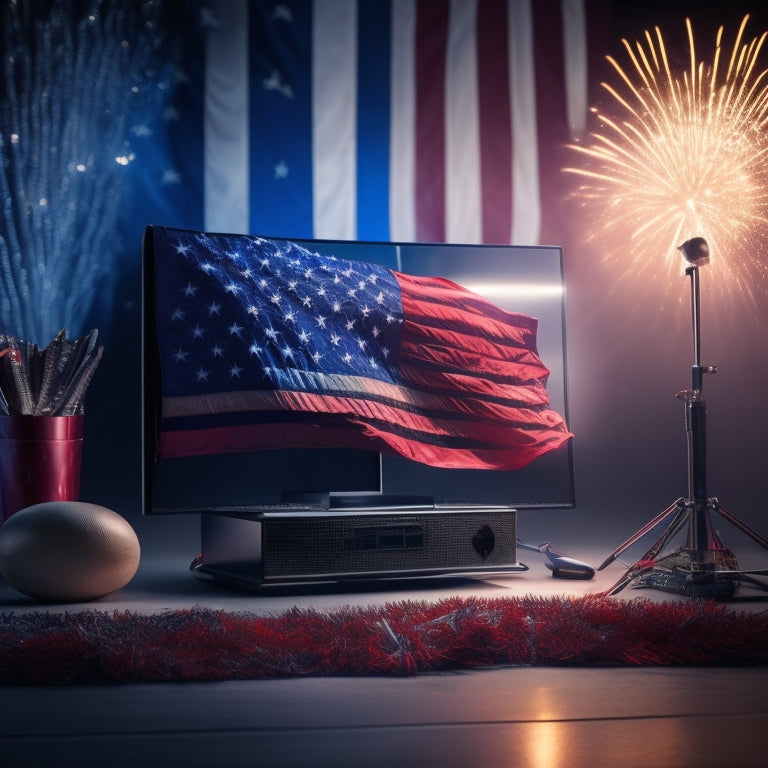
[142,227,574,513]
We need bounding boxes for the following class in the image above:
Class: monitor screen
[142,227,574,513]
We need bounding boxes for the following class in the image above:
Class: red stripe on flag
[415,0,449,242]
[160,388,571,469]
[396,361,552,407]
[160,421,567,470]
[163,363,560,430]
[396,273,538,343]
[395,272,545,374]
[398,347,549,390]
[163,388,567,448]
[476,0,512,244]
[532,0,569,246]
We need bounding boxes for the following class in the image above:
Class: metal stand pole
[598,241,768,598]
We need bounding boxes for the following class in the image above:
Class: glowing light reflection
[564,14,768,309]
[517,688,569,768]
[462,283,563,299]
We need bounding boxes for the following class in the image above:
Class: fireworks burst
[565,14,768,308]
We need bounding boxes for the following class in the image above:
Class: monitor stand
[284,492,437,511]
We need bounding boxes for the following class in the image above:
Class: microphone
[678,237,710,266]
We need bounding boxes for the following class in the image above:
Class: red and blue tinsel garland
[2,595,767,685]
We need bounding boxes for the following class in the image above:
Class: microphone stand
[598,239,768,598]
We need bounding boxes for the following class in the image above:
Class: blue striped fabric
[133,1,602,246]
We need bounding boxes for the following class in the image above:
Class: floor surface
[2,513,768,768]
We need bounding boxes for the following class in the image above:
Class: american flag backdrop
[147,0,608,245]
[148,226,573,470]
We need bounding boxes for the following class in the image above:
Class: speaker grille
[262,511,516,579]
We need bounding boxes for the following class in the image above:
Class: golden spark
[565,15,768,308]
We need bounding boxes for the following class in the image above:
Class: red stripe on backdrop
[415,0,449,242]
[476,0,512,244]
[584,1,613,104]
[532,0,569,246]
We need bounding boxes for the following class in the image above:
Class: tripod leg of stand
[714,504,768,551]
[597,499,684,571]
[603,563,658,597]
[602,503,690,596]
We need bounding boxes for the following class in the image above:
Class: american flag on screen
[149,226,573,470]
[148,0,607,245]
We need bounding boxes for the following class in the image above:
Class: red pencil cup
[0,415,84,524]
